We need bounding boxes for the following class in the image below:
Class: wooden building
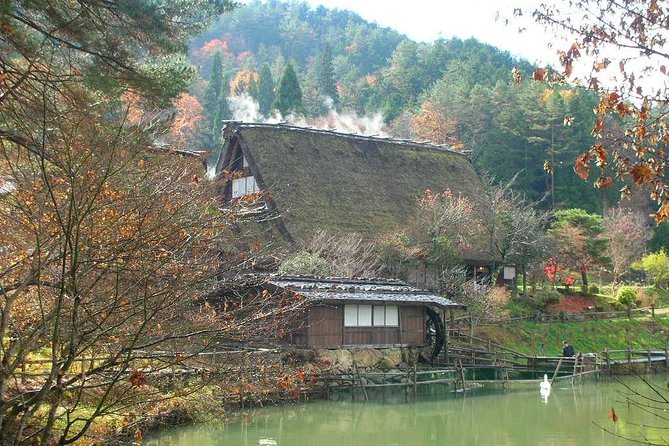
[265,276,463,350]
[212,122,495,278]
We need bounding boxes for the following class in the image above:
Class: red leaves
[532,68,548,81]
[589,77,600,91]
[129,369,146,387]
[616,101,629,117]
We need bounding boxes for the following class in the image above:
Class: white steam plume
[226,94,386,137]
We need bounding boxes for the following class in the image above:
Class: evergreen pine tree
[248,73,259,100]
[258,63,275,116]
[317,44,339,108]
[203,51,223,117]
[272,61,303,116]
[212,73,231,145]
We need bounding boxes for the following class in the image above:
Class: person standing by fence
[562,341,575,357]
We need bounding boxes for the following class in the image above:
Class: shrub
[617,287,638,308]
[588,284,600,295]
[278,251,333,276]
[504,299,534,318]
[534,288,562,309]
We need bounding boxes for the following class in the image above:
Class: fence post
[627,347,632,365]
[651,303,656,318]
[665,348,669,372]
[605,348,610,375]
[647,349,652,372]
[413,362,417,400]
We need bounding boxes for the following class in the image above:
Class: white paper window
[346,304,399,327]
[385,305,399,326]
[373,306,385,326]
[231,175,259,199]
[344,305,358,327]
[358,305,372,326]
[503,266,516,280]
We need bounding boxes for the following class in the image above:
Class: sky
[300,0,562,66]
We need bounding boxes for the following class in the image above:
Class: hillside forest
[186,1,618,212]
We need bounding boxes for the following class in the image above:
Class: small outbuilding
[264,276,463,358]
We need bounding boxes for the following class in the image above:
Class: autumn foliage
[170,93,205,148]
[412,100,464,149]
[527,0,669,222]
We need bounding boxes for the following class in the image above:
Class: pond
[146,376,669,446]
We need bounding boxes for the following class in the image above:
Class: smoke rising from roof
[227,94,386,137]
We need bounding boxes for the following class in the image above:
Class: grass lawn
[477,316,669,356]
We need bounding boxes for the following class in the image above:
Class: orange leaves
[231,70,259,95]
[655,205,669,224]
[594,176,613,189]
[120,91,144,125]
[412,100,464,149]
[608,407,619,423]
[593,59,610,72]
[592,143,607,167]
[193,38,231,63]
[512,67,522,85]
[592,118,605,136]
[630,163,654,185]
[170,93,204,148]
[574,154,591,180]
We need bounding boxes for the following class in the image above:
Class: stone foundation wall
[313,346,423,373]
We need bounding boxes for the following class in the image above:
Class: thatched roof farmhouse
[213,122,488,263]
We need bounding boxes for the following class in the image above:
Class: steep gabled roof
[270,276,464,309]
[215,122,486,246]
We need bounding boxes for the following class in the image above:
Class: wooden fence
[463,304,665,327]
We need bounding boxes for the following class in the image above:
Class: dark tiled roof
[269,276,464,309]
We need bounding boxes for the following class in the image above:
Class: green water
[146,377,669,446]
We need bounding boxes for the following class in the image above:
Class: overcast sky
[299,0,561,65]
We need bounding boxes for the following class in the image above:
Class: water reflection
[146,376,669,446]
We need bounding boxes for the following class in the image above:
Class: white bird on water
[540,374,551,402]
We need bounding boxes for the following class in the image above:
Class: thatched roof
[269,276,464,309]
[215,122,486,248]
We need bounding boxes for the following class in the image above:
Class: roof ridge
[222,121,467,156]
